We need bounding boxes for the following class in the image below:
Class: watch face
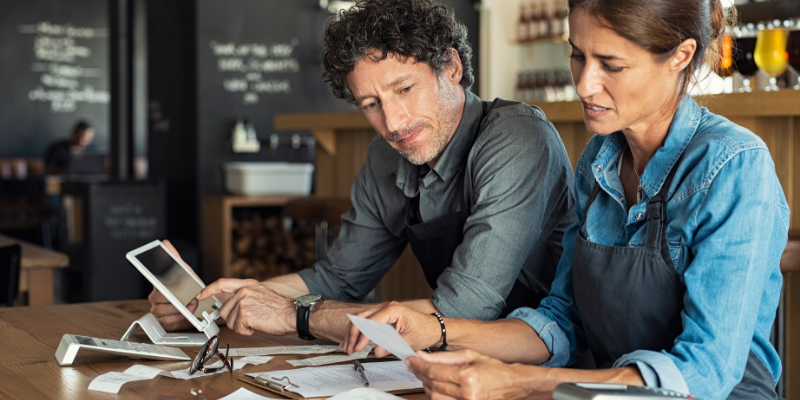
[296,294,322,305]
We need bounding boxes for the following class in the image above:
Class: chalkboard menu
[195,0,354,196]
[0,0,109,158]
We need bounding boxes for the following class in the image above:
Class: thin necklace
[629,146,643,204]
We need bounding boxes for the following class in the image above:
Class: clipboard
[238,373,424,399]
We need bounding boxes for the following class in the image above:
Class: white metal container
[224,162,314,196]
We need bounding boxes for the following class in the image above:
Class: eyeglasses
[188,335,234,375]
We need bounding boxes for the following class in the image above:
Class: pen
[353,360,369,387]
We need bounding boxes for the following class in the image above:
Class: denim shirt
[509,96,788,399]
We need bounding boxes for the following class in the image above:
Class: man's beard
[385,77,459,166]
[385,120,449,165]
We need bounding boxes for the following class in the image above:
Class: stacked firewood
[230,213,317,280]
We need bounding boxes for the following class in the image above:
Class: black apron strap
[581,182,602,227]
[644,161,681,265]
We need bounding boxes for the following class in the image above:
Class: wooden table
[0,300,428,399]
[0,233,68,306]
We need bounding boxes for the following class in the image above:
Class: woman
[341,0,787,398]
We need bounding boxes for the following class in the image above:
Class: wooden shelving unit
[201,195,298,282]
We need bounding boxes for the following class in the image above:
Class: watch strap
[296,305,315,340]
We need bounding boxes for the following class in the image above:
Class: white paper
[246,360,421,398]
[346,315,417,360]
[88,355,274,392]
[223,345,341,357]
[286,344,375,366]
[218,387,275,400]
[328,387,405,400]
[88,365,165,393]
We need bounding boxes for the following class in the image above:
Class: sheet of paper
[88,365,164,393]
[87,355,274,392]
[246,360,421,398]
[286,344,375,366]
[328,387,405,400]
[223,345,341,357]
[218,387,275,400]
[347,315,417,360]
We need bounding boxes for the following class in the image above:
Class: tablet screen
[134,246,217,321]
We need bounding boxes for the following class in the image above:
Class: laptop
[67,154,107,175]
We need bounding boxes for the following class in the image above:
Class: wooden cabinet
[201,195,296,283]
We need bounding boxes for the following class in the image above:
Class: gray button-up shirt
[298,90,575,320]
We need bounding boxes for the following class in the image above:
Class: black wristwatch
[294,294,322,340]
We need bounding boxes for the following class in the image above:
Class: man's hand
[341,301,442,357]
[406,349,542,400]
[196,278,296,336]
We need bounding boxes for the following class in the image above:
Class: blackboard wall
[0,0,110,158]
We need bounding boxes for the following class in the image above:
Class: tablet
[126,240,222,333]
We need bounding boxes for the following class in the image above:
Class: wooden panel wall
[314,128,376,199]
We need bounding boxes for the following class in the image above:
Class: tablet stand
[121,313,220,346]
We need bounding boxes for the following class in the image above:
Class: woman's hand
[341,301,442,357]
[405,349,547,400]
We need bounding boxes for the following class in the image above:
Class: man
[149,0,575,344]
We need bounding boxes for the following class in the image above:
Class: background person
[149,0,575,344]
[345,1,787,399]
[43,120,95,174]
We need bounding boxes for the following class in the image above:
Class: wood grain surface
[0,300,428,400]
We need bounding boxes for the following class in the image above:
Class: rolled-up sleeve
[507,307,572,366]
[614,350,689,393]
[433,115,574,320]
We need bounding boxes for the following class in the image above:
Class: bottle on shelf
[232,118,261,153]
[528,1,541,41]
[549,0,562,37]
[540,0,552,39]
[518,3,530,42]
[556,0,569,38]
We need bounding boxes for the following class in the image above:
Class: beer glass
[733,25,759,93]
[754,28,789,91]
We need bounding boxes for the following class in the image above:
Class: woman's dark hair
[70,120,92,145]
[322,0,474,105]
[568,0,735,98]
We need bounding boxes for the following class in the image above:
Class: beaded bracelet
[430,312,448,351]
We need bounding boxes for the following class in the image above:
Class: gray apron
[573,162,779,399]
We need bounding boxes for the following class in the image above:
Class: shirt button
[619,196,624,203]
[635,213,644,221]
[594,165,602,172]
